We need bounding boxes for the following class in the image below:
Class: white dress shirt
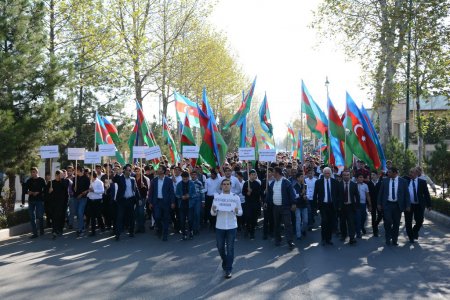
[124,177,134,198]
[323,178,332,203]
[304,177,317,200]
[205,176,222,196]
[409,178,419,204]
[211,193,243,230]
[388,176,399,202]
[272,178,283,205]
[87,178,104,200]
[219,176,241,195]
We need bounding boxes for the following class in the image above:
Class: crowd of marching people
[23,152,433,279]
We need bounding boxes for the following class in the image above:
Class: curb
[0,223,31,241]
[425,209,450,228]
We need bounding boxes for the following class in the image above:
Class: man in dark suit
[313,167,340,245]
[267,167,296,250]
[114,164,140,241]
[149,165,176,241]
[377,167,411,246]
[338,170,360,245]
[405,167,431,243]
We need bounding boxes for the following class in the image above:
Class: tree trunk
[5,170,16,213]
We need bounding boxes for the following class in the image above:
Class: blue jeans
[355,203,367,236]
[216,228,237,272]
[68,197,76,226]
[28,201,44,235]
[76,197,87,232]
[307,200,315,227]
[191,200,201,232]
[295,207,308,238]
[135,199,145,232]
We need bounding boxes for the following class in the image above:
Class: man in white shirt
[204,170,222,229]
[87,172,105,236]
[211,178,243,279]
[304,169,317,230]
[219,167,241,195]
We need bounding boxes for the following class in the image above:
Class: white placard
[133,146,148,159]
[98,144,116,156]
[84,151,101,164]
[258,149,277,162]
[214,194,237,212]
[145,146,162,160]
[40,145,59,159]
[182,146,199,159]
[238,147,255,161]
[68,148,85,160]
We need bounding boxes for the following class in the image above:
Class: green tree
[420,113,450,144]
[0,0,71,212]
[385,137,416,175]
[427,141,450,197]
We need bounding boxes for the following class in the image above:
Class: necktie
[327,179,331,203]
[391,179,396,200]
[344,182,349,203]
[412,180,418,203]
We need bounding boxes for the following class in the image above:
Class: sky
[208,0,371,143]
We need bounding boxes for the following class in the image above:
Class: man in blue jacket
[267,167,297,250]
[149,165,176,241]
[377,167,410,246]
[176,171,196,240]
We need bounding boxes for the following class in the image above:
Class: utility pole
[405,0,413,151]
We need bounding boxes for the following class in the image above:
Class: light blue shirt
[157,177,164,199]
[124,177,133,198]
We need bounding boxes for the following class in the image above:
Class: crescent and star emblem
[353,124,366,141]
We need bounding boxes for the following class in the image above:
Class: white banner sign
[214,194,237,212]
[182,146,199,159]
[68,148,85,160]
[258,149,277,162]
[238,147,255,161]
[145,146,162,160]
[40,145,59,159]
[84,151,101,164]
[98,144,116,156]
[133,146,148,159]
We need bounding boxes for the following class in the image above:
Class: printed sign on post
[133,146,147,159]
[84,151,101,164]
[238,147,255,161]
[68,148,85,160]
[182,146,199,159]
[214,194,237,212]
[258,149,277,162]
[40,145,59,159]
[145,146,162,160]
[98,144,116,156]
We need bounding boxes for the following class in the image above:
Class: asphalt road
[0,215,449,300]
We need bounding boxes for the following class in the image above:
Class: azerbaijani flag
[163,117,180,164]
[223,77,257,130]
[327,97,345,167]
[301,80,328,139]
[259,93,273,138]
[361,105,386,171]
[345,92,381,170]
[174,91,200,128]
[95,113,126,164]
[293,131,303,161]
[136,100,157,147]
[261,135,275,150]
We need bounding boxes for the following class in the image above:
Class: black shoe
[40,230,45,236]
[349,239,357,245]
[115,234,120,241]
[413,231,419,240]
[263,235,268,240]
[182,235,187,240]
[326,240,334,245]
[373,233,379,237]
[362,228,366,234]
[162,236,168,241]
[275,241,281,247]
[288,241,295,250]
[129,233,135,238]
[100,227,106,232]
[340,237,346,242]
[30,234,38,239]
[68,225,73,230]
[409,239,414,243]
[385,241,391,246]
[392,241,399,246]
[189,232,193,239]
[302,230,306,236]
[89,232,96,237]
[225,271,232,279]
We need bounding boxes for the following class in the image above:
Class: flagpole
[325,77,331,166]
[93,111,97,178]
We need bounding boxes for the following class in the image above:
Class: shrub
[431,196,450,217]
[0,208,30,230]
